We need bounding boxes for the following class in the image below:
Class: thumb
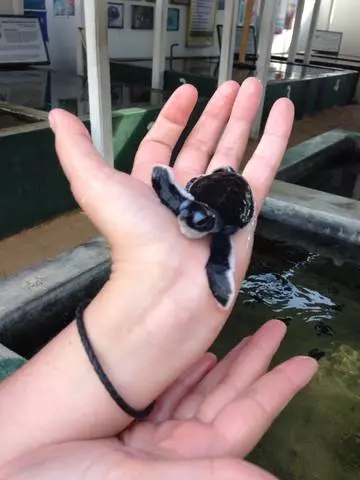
[48,108,137,243]
[49,108,113,197]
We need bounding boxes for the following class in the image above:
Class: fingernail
[296,356,320,376]
[282,356,319,388]
[242,76,262,92]
[48,111,56,132]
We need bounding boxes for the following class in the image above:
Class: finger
[148,353,217,424]
[197,320,287,423]
[173,336,250,420]
[173,81,240,184]
[131,84,198,183]
[48,108,144,243]
[242,97,295,215]
[49,108,113,193]
[206,77,262,173]
[230,98,294,292]
[209,356,318,458]
[119,457,277,480]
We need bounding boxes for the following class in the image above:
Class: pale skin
[0,79,318,479]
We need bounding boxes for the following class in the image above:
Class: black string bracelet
[75,301,155,420]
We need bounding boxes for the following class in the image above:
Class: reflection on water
[242,254,340,323]
[212,235,360,480]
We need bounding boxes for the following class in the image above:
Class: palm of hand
[57,80,284,313]
[119,320,301,464]
[12,320,316,480]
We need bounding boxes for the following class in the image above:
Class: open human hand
[0,79,300,465]
[1,321,318,479]
[48,78,296,407]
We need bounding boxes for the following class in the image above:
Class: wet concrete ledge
[263,180,360,246]
[278,128,360,181]
[0,237,111,358]
[265,128,360,246]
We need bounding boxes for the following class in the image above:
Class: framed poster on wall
[167,8,179,31]
[53,0,75,17]
[186,0,217,48]
[108,3,124,29]
[131,5,154,30]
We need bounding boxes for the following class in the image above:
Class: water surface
[212,234,360,480]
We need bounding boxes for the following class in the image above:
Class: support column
[84,0,114,166]
[304,0,322,65]
[287,0,305,63]
[251,0,278,139]
[238,0,255,64]
[218,0,237,86]
[76,0,85,77]
[256,0,266,44]
[152,0,168,90]
[326,0,336,30]
[12,0,24,14]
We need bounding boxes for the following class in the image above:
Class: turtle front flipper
[206,232,235,309]
[152,165,194,216]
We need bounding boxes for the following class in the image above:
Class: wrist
[83,259,213,411]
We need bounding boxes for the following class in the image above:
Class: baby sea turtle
[151,165,255,309]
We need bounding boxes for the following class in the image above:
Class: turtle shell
[187,169,254,232]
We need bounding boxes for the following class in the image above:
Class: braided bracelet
[75,301,155,420]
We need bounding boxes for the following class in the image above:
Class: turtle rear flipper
[152,165,194,215]
[206,233,235,309]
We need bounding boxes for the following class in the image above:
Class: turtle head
[178,200,222,239]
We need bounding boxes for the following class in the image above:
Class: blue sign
[24,0,46,9]
[24,10,48,42]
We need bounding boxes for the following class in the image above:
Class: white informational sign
[312,29,343,55]
[0,15,49,65]
[187,0,217,48]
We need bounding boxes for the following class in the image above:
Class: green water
[212,234,360,480]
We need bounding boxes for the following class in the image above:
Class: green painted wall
[0,99,210,240]
[110,60,359,125]
[0,107,161,240]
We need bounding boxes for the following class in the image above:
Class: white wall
[317,0,332,29]
[44,0,82,73]
[296,0,360,57]
[330,0,360,57]
[45,0,223,75]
